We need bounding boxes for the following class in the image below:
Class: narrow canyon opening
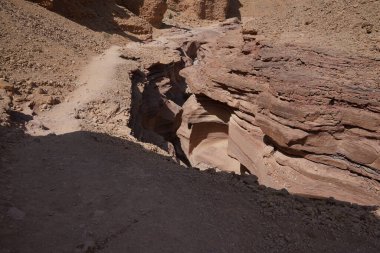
[128,47,191,166]
[127,40,243,172]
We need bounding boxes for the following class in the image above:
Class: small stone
[37,87,47,94]
[305,20,313,25]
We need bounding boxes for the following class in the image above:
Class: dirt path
[26,46,125,136]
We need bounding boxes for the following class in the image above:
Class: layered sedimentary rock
[177,94,240,172]
[125,18,380,205]
[177,19,380,205]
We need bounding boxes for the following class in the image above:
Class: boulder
[177,95,240,172]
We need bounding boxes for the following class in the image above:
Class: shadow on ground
[0,126,379,253]
[32,0,143,42]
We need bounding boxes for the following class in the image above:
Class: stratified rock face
[177,94,240,172]
[177,19,380,205]
[124,19,379,206]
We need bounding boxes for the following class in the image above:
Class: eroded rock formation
[126,19,380,206]
[181,19,380,205]
[122,40,190,162]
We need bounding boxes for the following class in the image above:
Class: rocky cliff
[126,19,380,206]
[180,19,380,205]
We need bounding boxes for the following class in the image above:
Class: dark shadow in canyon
[0,125,379,252]
[128,59,191,166]
[227,0,242,20]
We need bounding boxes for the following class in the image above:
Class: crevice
[128,48,191,165]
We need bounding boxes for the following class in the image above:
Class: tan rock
[177,95,240,172]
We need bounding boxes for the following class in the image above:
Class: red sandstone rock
[177,19,380,205]
[122,17,380,206]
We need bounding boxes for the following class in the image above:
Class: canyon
[1,0,380,252]
[125,19,380,206]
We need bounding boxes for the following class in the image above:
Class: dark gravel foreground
[1,128,379,253]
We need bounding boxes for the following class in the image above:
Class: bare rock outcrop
[123,19,379,206]
[122,40,189,161]
[177,19,380,205]
[177,94,240,172]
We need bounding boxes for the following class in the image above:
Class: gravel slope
[0,129,379,253]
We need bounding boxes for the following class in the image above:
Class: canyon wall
[127,19,380,206]
[180,20,380,205]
